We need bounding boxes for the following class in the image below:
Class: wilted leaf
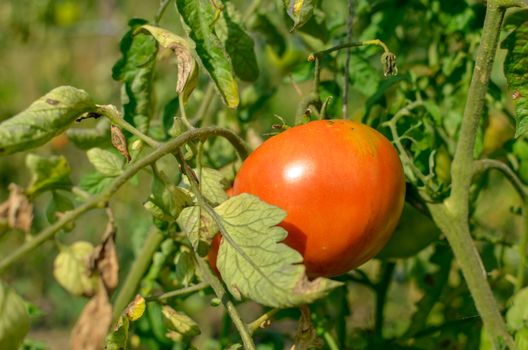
[67,119,111,150]
[177,206,218,256]
[86,148,124,177]
[70,287,112,350]
[215,194,342,308]
[112,19,158,133]
[182,167,229,205]
[162,305,201,339]
[285,0,314,31]
[53,241,99,297]
[502,18,528,137]
[111,125,131,162]
[0,86,95,156]
[139,25,199,102]
[0,183,33,233]
[216,3,259,82]
[25,154,72,196]
[0,282,30,350]
[176,0,240,108]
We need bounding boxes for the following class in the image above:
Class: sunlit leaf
[79,172,114,194]
[177,206,218,256]
[176,0,239,108]
[215,194,342,307]
[86,148,124,177]
[25,154,72,196]
[162,305,201,339]
[0,282,30,350]
[502,18,528,137]
[507,287,528,331]
[53,241,99,297]
[0,86,95,156]
[182,167,229,205]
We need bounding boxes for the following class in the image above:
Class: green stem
[374,261,395,340]
[518,202,528,293]
[112,229,164,323]
[0,126,249,273]
[247,308,280,335]
[154,0,172,25]
[97,105,160,148]
[146,282,209,302]
[473,159,527,200]
[428,203,515,349]
[308,39,390,61]
[323,331,340,350]
[437,2,514,347]
[196,257,256,350]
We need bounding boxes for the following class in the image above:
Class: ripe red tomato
[231,120,405,278]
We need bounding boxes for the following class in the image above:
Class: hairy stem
[431,1,515,347]
[112,229,164,323]
[146,282,209,302]
[247,308,279,335]
[0,127,249,273]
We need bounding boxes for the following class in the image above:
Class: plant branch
[154,0,172,25]
[308,39,390,61]
[473,159,527,200]
[112,229,164,323]
[374,261,395,340]
[146,282,209,302]
[342,0,354,118]
[97,104,161,148]
[247,308,279,335]
[428,2,515,347]
[0,126,249,273]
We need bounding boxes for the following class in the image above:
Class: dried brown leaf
[290,306,323,350]
[110,125,131,162]
[70,286,112,350]
[0,184,33,233]
[90,210,119,293]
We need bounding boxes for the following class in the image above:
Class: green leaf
[174,247,196,287]
[0,86,95,156]
[516,328,528,350]
[176,0,239,108]
[285,0,314,31]
[0,282,30,349]
[346,54,380,97]
[86,148,124,177]
[177,206,218,256]
[215,194,342,308]
[112,19,158,133]
[79,172,114,194]
[67,119,111,150]
[162,305,201,339]
[507,287,528,331]
[46,191,75,224]
[25,154,72,197]
[182,167,229,205]
[145,174,193,221]
[105,316,129,350]
[139,25,199,103]
[53,241,100,297]
[216,3,259,82]
[502,18,528,137]
[249,13,286,56]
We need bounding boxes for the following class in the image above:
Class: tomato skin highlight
[232,120,405,277]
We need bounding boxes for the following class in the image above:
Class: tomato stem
[428,1,516,346]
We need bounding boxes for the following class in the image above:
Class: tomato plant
[229,120,405,277]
